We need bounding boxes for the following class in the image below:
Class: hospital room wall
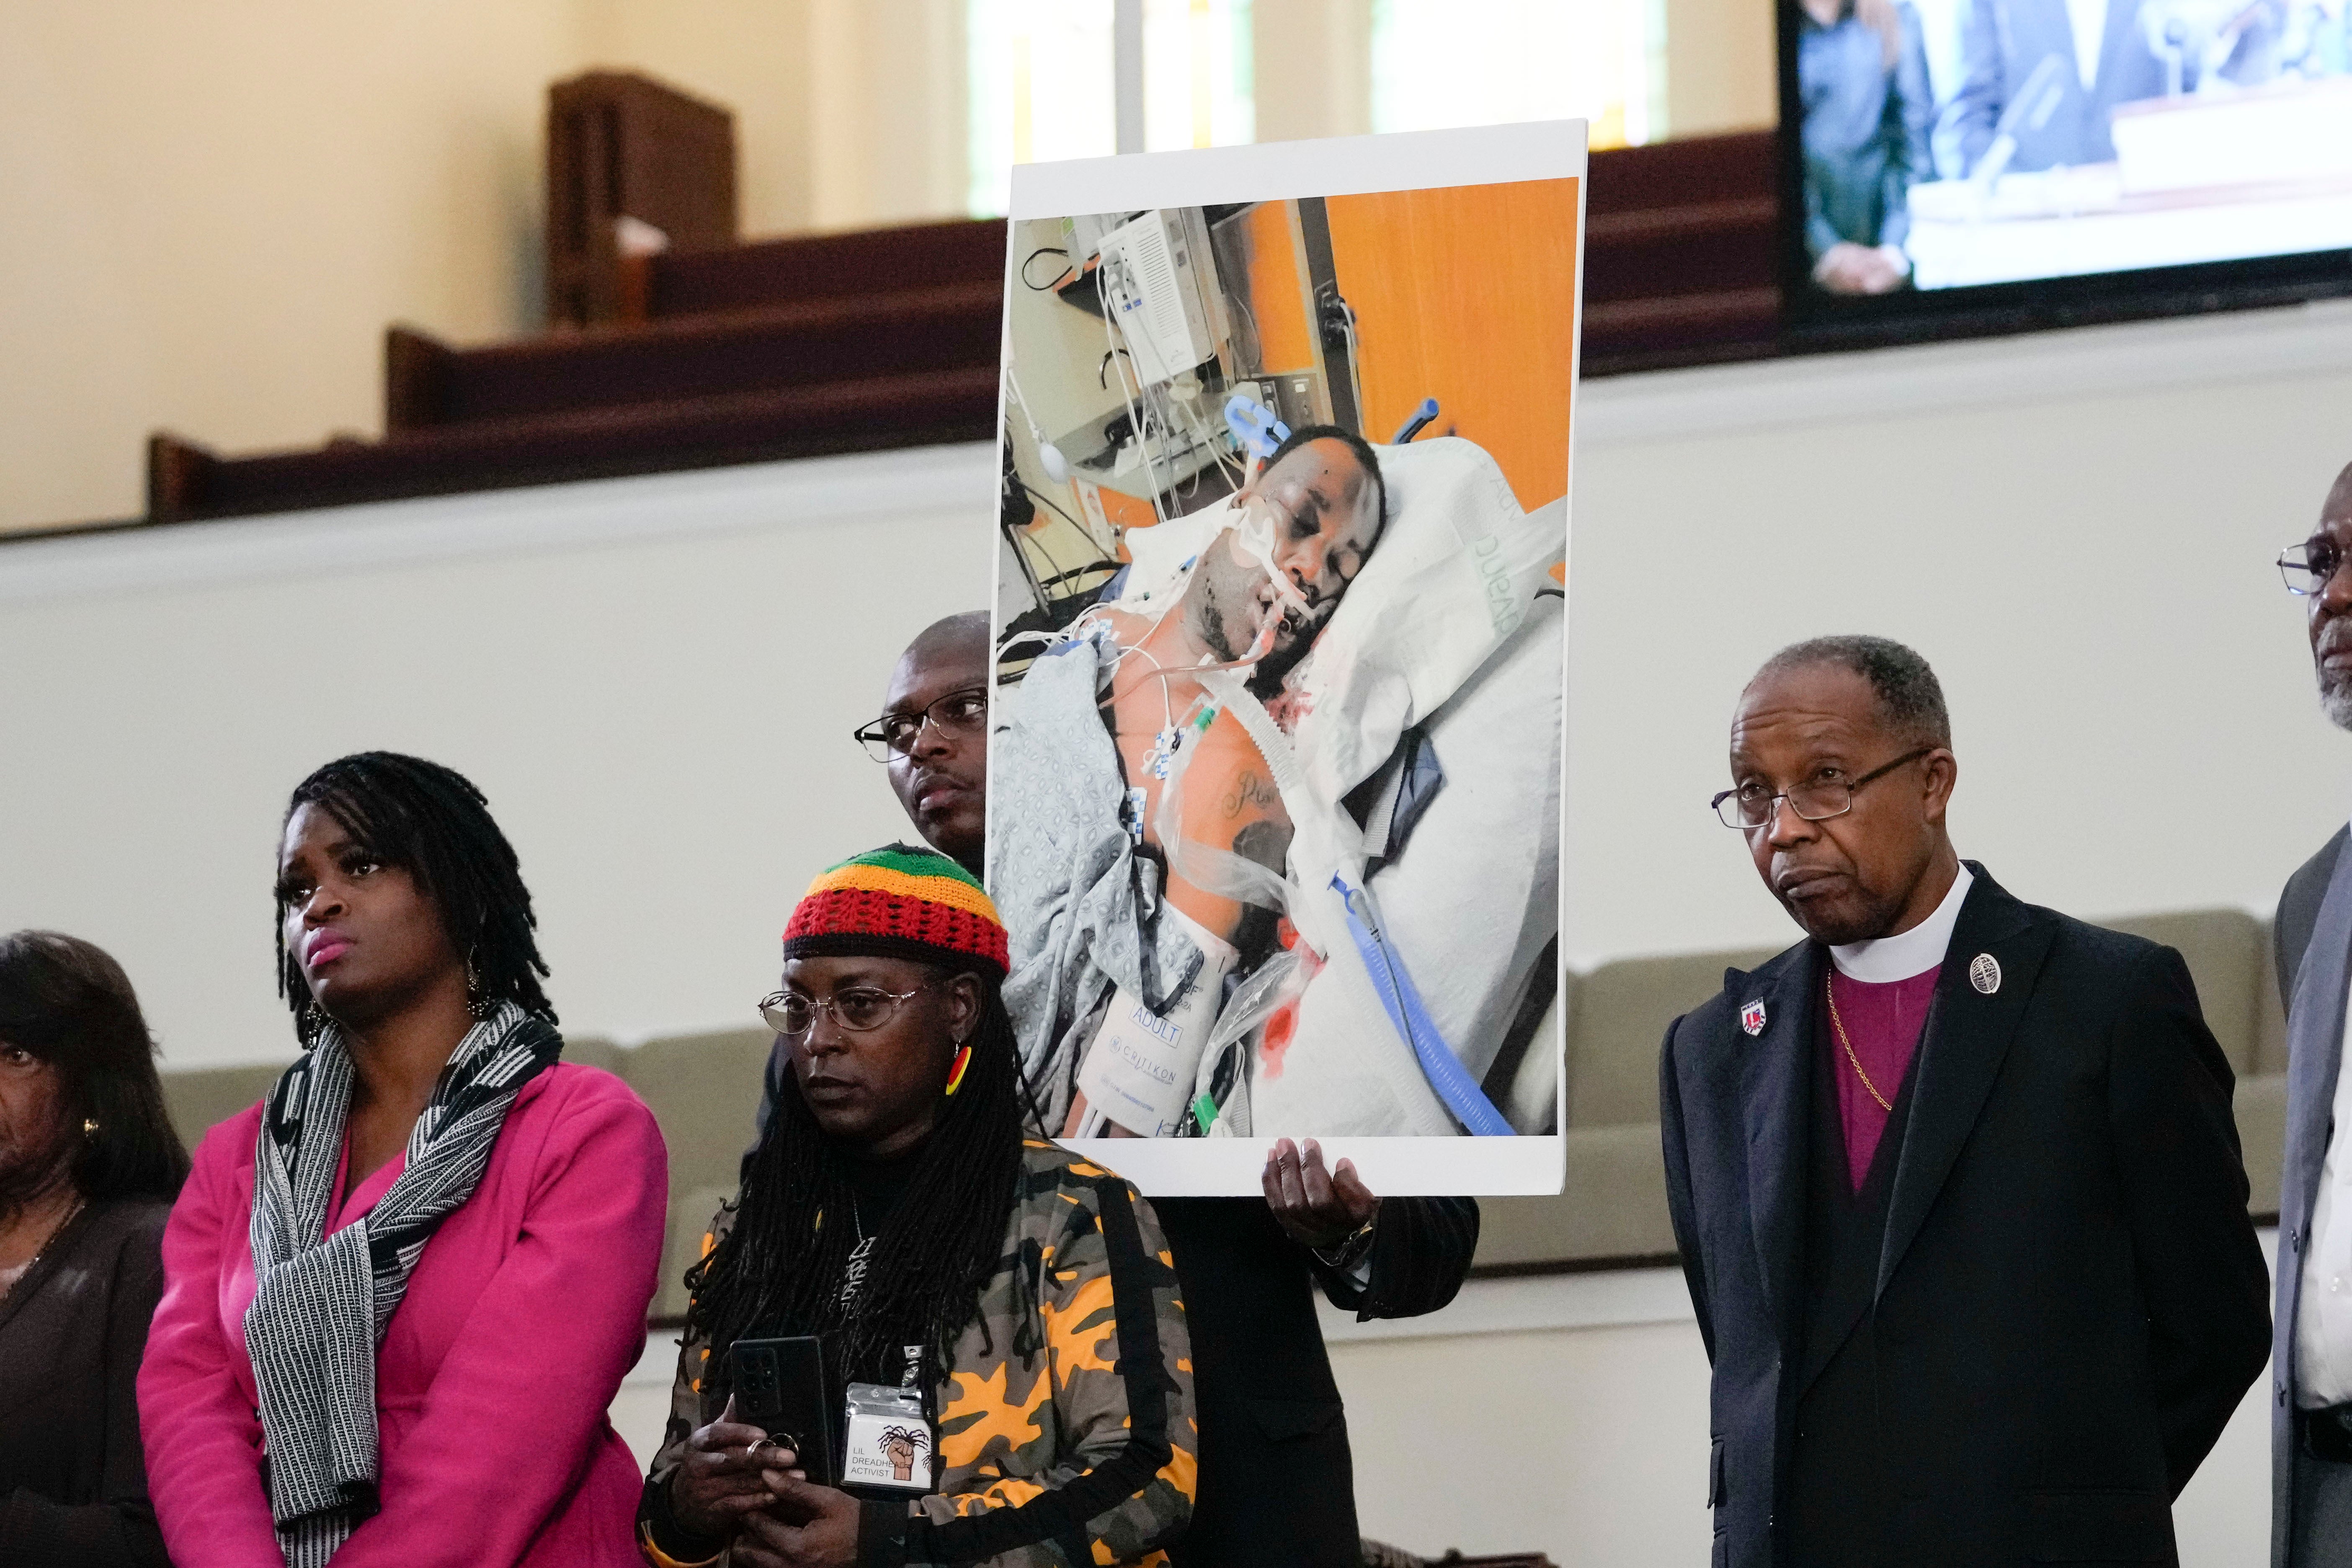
[5,305,2345,1073]
[1324,179,1581,510]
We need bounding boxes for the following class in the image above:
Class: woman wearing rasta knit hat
[637,846,1195,1568]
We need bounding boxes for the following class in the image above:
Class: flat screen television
[1778,0,2352,341]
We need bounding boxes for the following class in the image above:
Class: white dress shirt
[1829,864,1975,983]
[2063,0,2110,90]
[2297,946,2352,1408]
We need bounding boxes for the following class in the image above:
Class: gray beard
[2322,670,2352,732]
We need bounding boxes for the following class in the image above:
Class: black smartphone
[728,1336,839,1488]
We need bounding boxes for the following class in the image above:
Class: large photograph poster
[987,126,1583,1195]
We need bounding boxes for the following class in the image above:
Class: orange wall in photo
[1235,199,1316,381]
[1324,177,1580,511]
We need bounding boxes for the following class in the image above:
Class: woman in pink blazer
[139,752,666,1567]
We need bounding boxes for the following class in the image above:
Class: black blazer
[1155,1194,1479,1568]
[1660,866,2269,1568]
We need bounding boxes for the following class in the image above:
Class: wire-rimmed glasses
[2280,538,2348,597]
[852,688,988,763]
[758,981,936,1037]
[1710,747,1933,831]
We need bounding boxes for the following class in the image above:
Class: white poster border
[1000,120,1588,1197]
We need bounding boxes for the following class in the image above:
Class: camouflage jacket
[642,1141,1196,1567]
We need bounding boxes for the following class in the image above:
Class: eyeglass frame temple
[1710,745,1937,830]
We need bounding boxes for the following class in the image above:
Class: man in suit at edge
[1660,634,2268,1568]
[762,610,1481,1567]
[2267,460,2352,1566]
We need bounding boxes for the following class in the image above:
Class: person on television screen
[1660,636,2268,1567]
[1795,0,1935,294]
[1939,0,2168,175]
[2264,459,2352,1567]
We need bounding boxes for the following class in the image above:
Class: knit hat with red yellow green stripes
[780,844,1009,977]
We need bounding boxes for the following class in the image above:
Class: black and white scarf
[244,1001,561,1567]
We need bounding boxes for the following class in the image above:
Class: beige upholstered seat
[614,1027,773,1204]
[161,1061,291,1152]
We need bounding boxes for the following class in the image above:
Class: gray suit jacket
[2272,823,2351,1565]
[1940,0,2166,175]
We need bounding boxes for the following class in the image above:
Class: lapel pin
[1741,998,1768,1036]
[1969,953,2001,995]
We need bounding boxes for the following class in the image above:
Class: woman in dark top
[0,930,189,1567]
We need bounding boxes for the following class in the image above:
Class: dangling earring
[943,1039,973,1098]
[302,1000,328,1039]
[81,1118,99,1140]
[464,948,489,1021]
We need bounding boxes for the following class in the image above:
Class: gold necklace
[0,1195,85,1308]
[1825,977,1894,1113]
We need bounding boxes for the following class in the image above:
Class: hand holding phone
[671,1395,795,1542]
[729,1337,840,1489]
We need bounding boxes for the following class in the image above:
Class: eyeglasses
[852,688,988,763]
[2280,538,2349,597]
[758,981,936,1037]
[1711,747,1934,831]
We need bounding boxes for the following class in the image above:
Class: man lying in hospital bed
[993,428,1564,1140]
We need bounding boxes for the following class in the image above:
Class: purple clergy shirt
[1826,965,1939,1191]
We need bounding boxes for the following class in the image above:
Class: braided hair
[686,969,1031,1392]
[274,752,553,1037]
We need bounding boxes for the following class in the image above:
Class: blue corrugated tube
[1330,874,1514,1135]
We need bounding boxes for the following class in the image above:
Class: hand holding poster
[988,125,1583,1195]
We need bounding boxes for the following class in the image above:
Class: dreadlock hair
[686,967,1031,1393]
[274,752,553,1040]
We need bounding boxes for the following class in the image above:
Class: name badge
[842,1382,933,1492]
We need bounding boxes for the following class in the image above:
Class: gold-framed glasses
[758,981,935,1037]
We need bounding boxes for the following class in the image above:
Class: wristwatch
[1311,1212,1378,1272]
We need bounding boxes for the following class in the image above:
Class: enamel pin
[1969,953,2001,995]
[1741,999,1768,1036]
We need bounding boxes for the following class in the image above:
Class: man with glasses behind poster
[1659,634,2266,1568]
[2267,460,2352,1567]
[772,609,1479,1568]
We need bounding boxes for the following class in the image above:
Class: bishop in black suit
[1661,636,2268,1568]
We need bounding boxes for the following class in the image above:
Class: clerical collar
[1829,864,1974,983]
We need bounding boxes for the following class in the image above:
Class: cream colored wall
[1664,0,1781,135]
[0,0,577,532]
[0,0,960,536]
[1253,0,1375,142]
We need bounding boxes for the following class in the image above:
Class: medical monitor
[1777,0,2352,340]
